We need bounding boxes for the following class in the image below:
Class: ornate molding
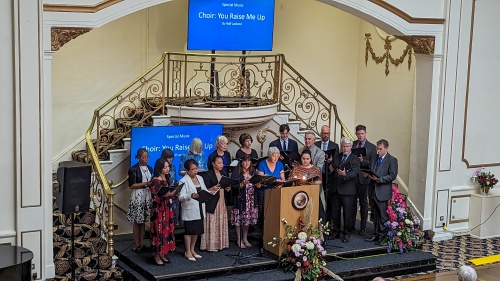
[44,0,123,13]
[51,27,92,51]
[368,0,445,24]
[364,33,413,76]
[396,35,435,55]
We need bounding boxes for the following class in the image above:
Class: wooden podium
[263,185,320,257]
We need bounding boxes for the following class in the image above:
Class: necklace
[140,166,151,181]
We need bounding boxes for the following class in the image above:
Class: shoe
[160,256,171,264]
[359,228,366,236]
[341,234,350,243]
[184,252,196,261]
[365,236,380,242]
[153,257,165,266]
[133,245,144,254]
[243,240,252,247]
[207,249,218,252]
[193,253,202,259]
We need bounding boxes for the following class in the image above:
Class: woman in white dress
[127,148,153,253]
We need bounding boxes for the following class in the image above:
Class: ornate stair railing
[84,52,354,255]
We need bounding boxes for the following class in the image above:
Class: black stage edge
[114,223,436,281]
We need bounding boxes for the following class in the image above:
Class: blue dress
[257,160,284,195]
[179,151,208,175]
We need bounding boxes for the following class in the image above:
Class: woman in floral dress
[127,148,153,253]
[230,154,260,248]
[149,158,176,266]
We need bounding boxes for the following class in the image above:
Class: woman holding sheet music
[288,149,322,186]
[207,135,231,174]
[235,133,258,160]
[200,155,231,252]
[179,159,216,261]
[179,138,208,176]
[149,158,177,266]
[230,154,260,248]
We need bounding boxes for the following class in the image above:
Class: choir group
[126,124,398,266]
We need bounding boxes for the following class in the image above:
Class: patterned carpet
[388,235,500,279]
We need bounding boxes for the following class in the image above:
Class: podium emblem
[292,191,309,210]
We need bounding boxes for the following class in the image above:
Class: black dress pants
[369,194,388,237]
[353,183,369,230]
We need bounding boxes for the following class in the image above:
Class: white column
[13,0,54,279]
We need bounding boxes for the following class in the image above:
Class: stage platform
[114,223,436,281]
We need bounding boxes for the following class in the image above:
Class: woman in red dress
[150,158,177,266]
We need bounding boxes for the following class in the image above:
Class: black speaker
[56,161,91,214]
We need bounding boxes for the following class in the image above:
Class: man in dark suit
[329,137,360,243]
[269,124,299,153]
[314,125,339,230]
[364,139,398,244]
[352,125,377,236]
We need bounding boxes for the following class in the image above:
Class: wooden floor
[400,264,500,281]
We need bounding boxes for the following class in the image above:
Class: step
[54,253,114,276]
[53,210,97,227]
[53,237,106,259]
[53,223,102,242]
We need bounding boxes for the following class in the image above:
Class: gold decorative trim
[368,0,445,24]
[43,0,123,13]
[364,33,413,76]
[462,0,499,168]
[396,35,435,55]
[51,27,92,51]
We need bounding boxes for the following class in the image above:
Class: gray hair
[215,135,228,148]
[304,131,316,138]
[267,146,280,157]
[190,138,203,154]
[340,137,352,145]
[458,265,477,281]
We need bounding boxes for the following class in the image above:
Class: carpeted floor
[388,235,500,280]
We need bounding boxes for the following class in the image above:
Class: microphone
[284,164,291,173]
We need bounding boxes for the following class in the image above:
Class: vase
[481,186,490,195]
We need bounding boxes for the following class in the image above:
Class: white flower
[303,256,308,261]
[405,219,411,225]
[291,243,301,252]
[305,241,315,250]
[297,232,307,241]
[397,231,402,236]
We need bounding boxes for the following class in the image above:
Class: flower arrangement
[381,184,422,253]
[473,167,498,194]
[269,217,341,281]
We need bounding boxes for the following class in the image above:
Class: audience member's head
[372,277,385,281]
[458,265,477,281]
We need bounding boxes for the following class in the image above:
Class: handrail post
[107,193,115,256]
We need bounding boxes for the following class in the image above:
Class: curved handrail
[83,51,356,257]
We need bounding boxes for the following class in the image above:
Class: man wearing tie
[314,125,339,230]
[269,124,299,154]
[329,137,360,243]
[352,125,377,236]
[364,139,398,244]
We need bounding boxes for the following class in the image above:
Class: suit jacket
[353,139,377,185]
[330,152,360,195]
[299,145,325,172]
[178,174,207,221]
[269,138,299,154]
[201,169,230,213]
[315,139,339,184]
[314,140,339,154]
[370,153,398,201]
